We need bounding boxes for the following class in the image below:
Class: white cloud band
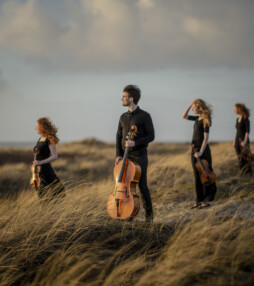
[0,0,253,71]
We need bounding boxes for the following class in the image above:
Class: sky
[0,0,253,144]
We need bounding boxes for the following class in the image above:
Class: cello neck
[118,143,129,183]
[117,126,138,183]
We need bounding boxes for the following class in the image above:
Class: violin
[107,125,141,220]
[193,146,216,185]
[30,148,41,190]
[239,140,254,162]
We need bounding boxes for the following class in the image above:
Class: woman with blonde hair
[233,103,252,174]
[182,99,217,208]
[33,117,65,200]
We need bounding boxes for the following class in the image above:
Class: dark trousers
[191,146,217,203]
[128,154,153,219]
[235,141,252,175]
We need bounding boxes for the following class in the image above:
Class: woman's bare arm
[241,132,249,147]
[182,104,193,119]
[194,133,209,158]
[182,100,197,119]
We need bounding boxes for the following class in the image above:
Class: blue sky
[0,0,253,143]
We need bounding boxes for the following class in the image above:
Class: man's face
[122,92,132,106]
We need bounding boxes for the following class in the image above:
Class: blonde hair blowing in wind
[194,99,213,127]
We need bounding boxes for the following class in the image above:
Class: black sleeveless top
[33,138,51,161]
[235,117,250,142]
[187,116,210,149]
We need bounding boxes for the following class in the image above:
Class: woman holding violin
[233,103,252,175]
[182,99,217,209]
[32,117,65,200]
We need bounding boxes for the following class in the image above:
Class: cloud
[136,0,155,9]
[0,0,63,55]
[0,0,253,71]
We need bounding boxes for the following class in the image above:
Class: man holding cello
[115,85,155,223]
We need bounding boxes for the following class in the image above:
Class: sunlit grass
[0,140,253,285]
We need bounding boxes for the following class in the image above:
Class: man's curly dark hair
[123,85,141,105]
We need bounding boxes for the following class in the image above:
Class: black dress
[187,116,217,202]
[33,138,65,199]
[235,117,252,174]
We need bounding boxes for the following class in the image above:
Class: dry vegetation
[0,138,254,285]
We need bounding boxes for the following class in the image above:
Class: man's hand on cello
[115,156,123,165]
[125,140,135,148]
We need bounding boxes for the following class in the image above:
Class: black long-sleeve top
[116,106,155,157]
[235,117,250,143]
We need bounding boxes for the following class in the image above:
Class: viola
[107,125,141,220]
[30,147,41,190]
[240,143,254,162]
[193,146,216,185]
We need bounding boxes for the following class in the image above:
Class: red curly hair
[37,117,59,144]
[235,103,250,118]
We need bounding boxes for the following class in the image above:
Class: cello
[107,125,141,220]
[193,146,216,185]
[30,147,41,190]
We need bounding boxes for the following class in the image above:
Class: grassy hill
[0,139,253,285]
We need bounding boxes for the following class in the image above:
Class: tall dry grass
[0,139,253,285]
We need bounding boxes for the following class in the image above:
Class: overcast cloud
[0,0,253,71]
[0,0,253,143]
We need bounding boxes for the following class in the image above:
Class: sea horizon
[0,139,234,148]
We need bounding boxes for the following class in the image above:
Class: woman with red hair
[33,117,65,200]
[233,103,252,174]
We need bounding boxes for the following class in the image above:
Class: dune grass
[0,140,253,285]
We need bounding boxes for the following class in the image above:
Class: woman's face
[234,106,239,115]
[36,122,42,135]
[192,104,200,115]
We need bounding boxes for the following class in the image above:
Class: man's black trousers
[128,154,153,219]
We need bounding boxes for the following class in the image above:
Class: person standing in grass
[33,117,65,200]
[182,99,217,209]
[115,85,155,223]
[233,103,252,175]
